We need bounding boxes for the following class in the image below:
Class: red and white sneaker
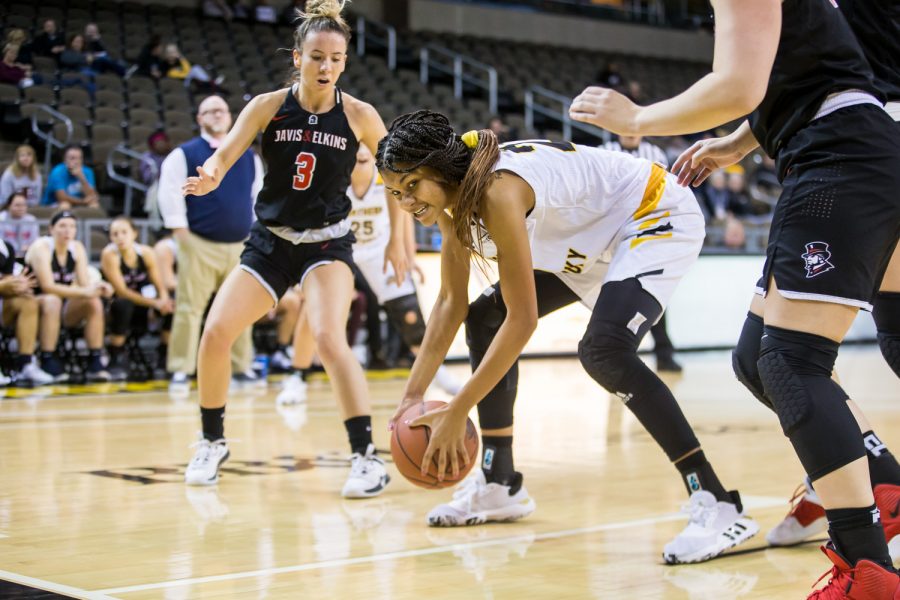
[767,477,828,547]
[874,484,900,563]
[808,542,900,599]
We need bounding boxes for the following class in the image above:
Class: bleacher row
[0,0,711,215]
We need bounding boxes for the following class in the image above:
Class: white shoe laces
[681,497,718,529]
[349,446,381,478]
[188,438,235,467]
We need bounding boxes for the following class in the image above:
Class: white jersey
[347,169,390,253]
[348,168,415,303]
[480,140,705,309]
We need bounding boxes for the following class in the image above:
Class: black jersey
[255,86,360,231]
[114,248,149,292]
[748,0,882,158]
[33,237,76,295]
[0,240,15,276]
[839,0,900,101]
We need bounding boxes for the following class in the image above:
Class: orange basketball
[390,400,479,489]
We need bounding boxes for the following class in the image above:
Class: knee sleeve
[466,286,516,430]
[578,279,700,461]
[383,294,426,349]
[758,325,862,481]
[731,312,772,410]
[108,298,134,336]
[873,292,900,378]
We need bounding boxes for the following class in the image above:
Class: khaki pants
[167,231,251,375]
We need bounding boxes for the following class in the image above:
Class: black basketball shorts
[756,104,900,311]
[239,221,356,303]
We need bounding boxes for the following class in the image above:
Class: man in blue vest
[158,95,264,395]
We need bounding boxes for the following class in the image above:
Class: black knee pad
[383,294,426,349]
[731,312,772,410]
[578,279,657,395]
[465,286,506,355]
[757,325,862,480]
[874,292,900,378]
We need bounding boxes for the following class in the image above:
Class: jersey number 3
[292,152,317,191]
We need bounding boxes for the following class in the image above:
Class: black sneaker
[40,354,69,382]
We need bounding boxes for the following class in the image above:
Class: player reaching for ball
[377,110,759,564]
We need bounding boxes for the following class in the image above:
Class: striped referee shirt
[602,140,668,169]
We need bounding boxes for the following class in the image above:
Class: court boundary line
[0,569,117,600]
[95,496,785,595]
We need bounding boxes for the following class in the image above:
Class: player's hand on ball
[409,403,470,482]
[390,394,424,432]
[569,86,640,135]
[182,165,220,197]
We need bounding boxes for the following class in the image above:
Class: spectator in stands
[487,115,516,143]
[157,94,263,394]
[0,44,37,89]
[202,0,235,21]
[139,132,171,186]
[254,0,278,23]
[59,34,92,75]
[100,216,174,380]
[698,169,744,221]
[83,23,128,77]
[597,60,625,90]
[136,35,164,80]
[31,19,65,61]
[161,43,224,92]
[0,191,39,256]
[4,30,33,67]
[24,210,114,382]
[1,145,42,206]
[0,238,54,385]
[726,166,753,214]
[152,229,178,373]
[43,145,100,209]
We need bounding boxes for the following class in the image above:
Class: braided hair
[375,110,500,256]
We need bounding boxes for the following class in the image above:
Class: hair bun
[300,0,348,21]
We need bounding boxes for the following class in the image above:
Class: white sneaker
[19,362,54,386]
[0,369,10,387]
[230,369,266,390]
[276,402,308,431]
[433,365,463,395]
[276,372,308,405]
[341,443,390,499]
[427,469,536,527]
[169,372,190,397]
[765,477,827,546]
[184,436,230,486]
[270,350,292,372]
[663,490,759,564]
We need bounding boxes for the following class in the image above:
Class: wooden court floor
[0,347,897,599]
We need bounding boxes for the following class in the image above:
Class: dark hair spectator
[0,190,39,256]
[597,60,626,90]
[42,145,100,209]
[136,35,164,79]
[83,23,128,77]
[59,34,91,73]
[31,19,66,59]
[486,115,517,143]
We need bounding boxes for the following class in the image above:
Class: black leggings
[468,272,701,462]
[108,298,149,338]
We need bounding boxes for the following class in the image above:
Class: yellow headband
[461,130,479,149]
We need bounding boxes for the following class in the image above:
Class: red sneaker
[874,484,900,563]
[808,542,900,599]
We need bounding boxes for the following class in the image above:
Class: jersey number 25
[292,152,317,191]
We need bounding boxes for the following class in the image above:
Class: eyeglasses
[200,108,228,116]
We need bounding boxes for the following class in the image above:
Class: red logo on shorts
[802,241,835,278]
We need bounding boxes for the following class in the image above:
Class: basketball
[390,401,480,489]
